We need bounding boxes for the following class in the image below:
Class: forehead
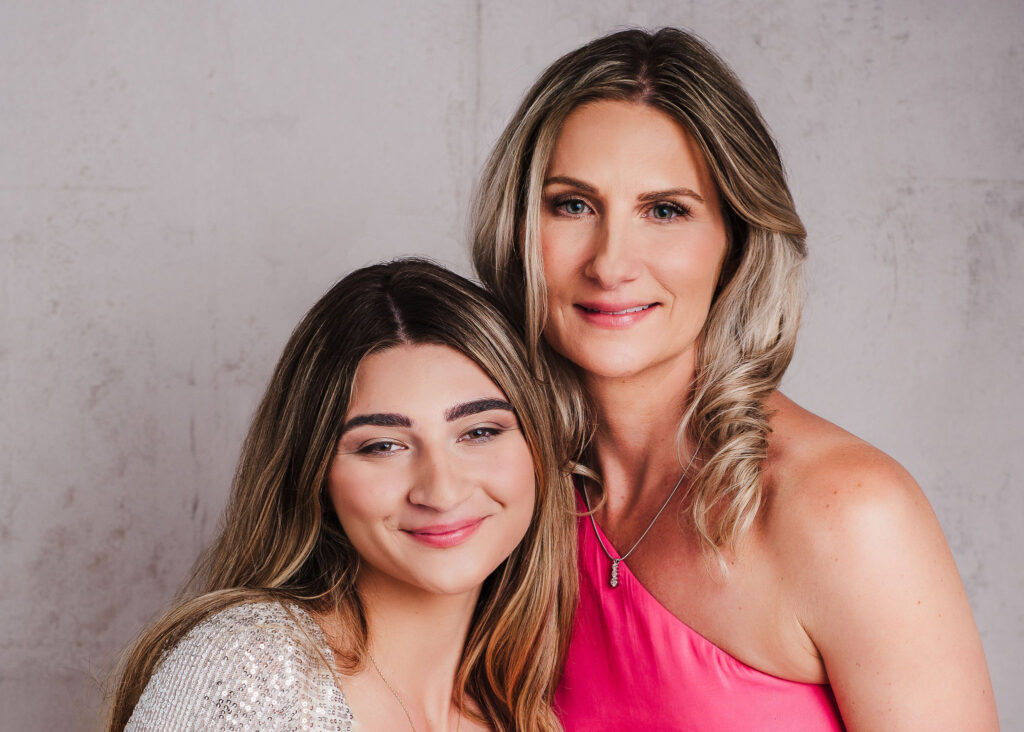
[346,343,506,415]
[547,99,716,196]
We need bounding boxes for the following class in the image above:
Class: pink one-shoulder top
[555,494,845,731]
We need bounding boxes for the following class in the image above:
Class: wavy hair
[107,259,576,731]
[471,27,806,557]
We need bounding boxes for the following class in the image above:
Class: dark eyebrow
[445,398,516,422]
[638,187,705,204]
[340,413,411,434]
[542,175,596,193]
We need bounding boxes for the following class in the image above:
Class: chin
[559,345,657,380]
[411,571,491,597]
[400,554,507,596]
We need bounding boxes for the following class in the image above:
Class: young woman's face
[539,100,730,382]
[328,343,536,598]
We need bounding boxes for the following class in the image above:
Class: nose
[582,211,640,289]
[407,445,473,513]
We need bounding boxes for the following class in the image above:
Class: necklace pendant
[610,558,621,588]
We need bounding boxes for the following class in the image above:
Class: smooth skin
[319,343,536,732]
[541,99,997,731]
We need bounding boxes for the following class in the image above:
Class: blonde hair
[107,259,576,731]
[471,28,806,556]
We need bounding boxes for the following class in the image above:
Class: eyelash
[549,196,692,221]
[354,426,505,456]
[458,426,504,444]
[643,201,692,221]
[551,196,594,217]
[357,440,405,456]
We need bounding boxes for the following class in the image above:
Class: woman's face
[327,343,536,599]
[539,100,729,382]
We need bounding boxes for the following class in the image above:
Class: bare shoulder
[758,392,997,729]
[761,390,929,544]
[760,391,948,600]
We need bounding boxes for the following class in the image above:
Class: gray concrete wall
[2,1,1021,728]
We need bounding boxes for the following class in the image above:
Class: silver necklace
[581,447,700,588]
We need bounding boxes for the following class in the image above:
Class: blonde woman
[108,259,576,731]
[472,28,997,730]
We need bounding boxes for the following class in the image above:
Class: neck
[359,571,479,728]
[584,352,697,509]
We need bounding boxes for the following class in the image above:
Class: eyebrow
[543,175,596,193]
[638,187,705,204]
[543,176,705,204]
[444,398,516,421]
[340,399,516,435]
[340,413,411,434]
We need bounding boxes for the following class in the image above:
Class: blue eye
[648,202,690,221]
[554,197,591,216]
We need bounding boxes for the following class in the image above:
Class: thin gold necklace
[367,652,463,732]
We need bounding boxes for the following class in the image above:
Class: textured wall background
[2,1,1021,729]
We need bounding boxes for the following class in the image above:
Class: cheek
[666,231,729,297]
[466,434,536,513]
[539,234,582,353]
[326,461,402,534]
[494,440,538,524]
[669,260,717,298]
[694,217,730,282]
[539,223,580,299]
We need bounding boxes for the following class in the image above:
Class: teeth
[587,304,652,315]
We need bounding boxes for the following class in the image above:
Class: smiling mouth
[402,518,486,548]
[577,304,655,315]
[572,302,659,330]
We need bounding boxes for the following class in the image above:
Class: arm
[783,449,997,731]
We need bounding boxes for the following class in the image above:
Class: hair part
[471,27,807,560]
[107,259,576,732]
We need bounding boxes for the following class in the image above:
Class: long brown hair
[107,259,576,731]
[471,27,807,558]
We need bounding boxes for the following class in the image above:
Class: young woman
[108,260,576,731]
[472,28,997,730]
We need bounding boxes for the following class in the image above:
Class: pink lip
[402,518,486,548]
[574,301,659,329]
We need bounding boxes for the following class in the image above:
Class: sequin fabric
[126,601,354,731]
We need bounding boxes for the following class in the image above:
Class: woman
[472,28,997,730]
[108,260,576,731]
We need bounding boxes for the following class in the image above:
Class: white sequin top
[126,601,354,731]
